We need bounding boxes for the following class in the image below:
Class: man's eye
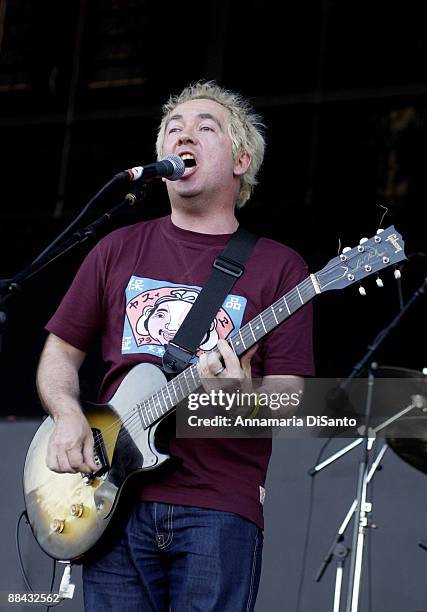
[168,127,180,133]
[200,126,214,132]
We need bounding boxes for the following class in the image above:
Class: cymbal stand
[311,390,424,612]
[315,443,388,612]
[309,260,427,610]
[344,365,375,612]
[309,395,423,476]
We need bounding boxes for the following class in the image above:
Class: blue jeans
[83,502,263,612]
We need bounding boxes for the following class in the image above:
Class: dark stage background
[0,1,426,611]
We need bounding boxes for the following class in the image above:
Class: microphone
[116,154,185,182]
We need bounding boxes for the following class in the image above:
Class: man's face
[161,98,240,203]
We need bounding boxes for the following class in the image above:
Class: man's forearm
[36,334,86,420]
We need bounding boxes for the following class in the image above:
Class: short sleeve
[45,244,105,352]
[260,252,314,377]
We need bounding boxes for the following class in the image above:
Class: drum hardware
[309,264,427,612]
[311,373,425,612]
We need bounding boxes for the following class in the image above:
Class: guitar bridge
[81,427,110,481]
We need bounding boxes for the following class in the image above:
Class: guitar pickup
[81,428,110,481]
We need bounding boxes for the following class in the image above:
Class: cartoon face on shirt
[136,292,196,346]
[128,288,232,351]
[126,286,231,354]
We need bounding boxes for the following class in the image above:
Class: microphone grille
[163,154,185,180]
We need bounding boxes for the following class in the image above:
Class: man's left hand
[198,339,258,394]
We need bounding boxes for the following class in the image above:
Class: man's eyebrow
[167,114,183,124]
[166,112,223,130]
[197,113,223,129]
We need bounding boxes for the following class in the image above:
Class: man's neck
[170,200,239,235]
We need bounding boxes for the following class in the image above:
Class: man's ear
[233,151,251,177]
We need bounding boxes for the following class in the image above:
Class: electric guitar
[23,226,406,561]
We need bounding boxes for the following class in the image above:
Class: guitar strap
[162,226,259,374]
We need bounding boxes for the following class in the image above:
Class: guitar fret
[149,396,156,421]
[156,394,164,415]
[283,296,291,314]
[171,380,180,403]
[175,376,184,399]
[296,286,304,304]
[165,384,173,407]
[271,305,279,324]
[239,330,247,349]
[190,366,198,387]
[259,313,267,334]
[160,388,168,412]
[147,403,154,422]
[183,372,191,393]
[153,397,160,419]
[138,404,148,428]
[248,321,257,341]
[153,395,161,419]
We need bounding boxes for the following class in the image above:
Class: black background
[1,0,426,416]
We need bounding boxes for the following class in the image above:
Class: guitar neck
[228,274,318,358]
[137,275,318,427]
[136,225,407,428]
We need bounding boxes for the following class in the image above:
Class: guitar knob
[376,277,384,288]
[394,268,402,280]
[51,519,65,533]
[342,247,352,253]
[70,503,84,518]
[376,228,384,234]
[359,285,367,296]
[359,237,368,244]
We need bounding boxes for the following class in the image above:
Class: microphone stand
[0,181,146,351]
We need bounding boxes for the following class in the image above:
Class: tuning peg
[359,237,368,244]
[394,268,402,280]
[376,276,384,288]
[340,246,352,261]
[358,285,367,296]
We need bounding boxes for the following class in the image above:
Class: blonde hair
[156,81,265,208]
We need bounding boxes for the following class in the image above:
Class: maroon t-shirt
[46,215,314,528]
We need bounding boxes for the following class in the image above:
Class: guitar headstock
[315,226,406,292]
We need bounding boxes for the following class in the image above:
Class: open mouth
[180,153,197,170]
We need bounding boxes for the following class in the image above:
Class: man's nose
[177,131,197,145]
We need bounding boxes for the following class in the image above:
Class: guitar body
[23,363,171,561]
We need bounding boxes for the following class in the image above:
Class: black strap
[162,226,258,374]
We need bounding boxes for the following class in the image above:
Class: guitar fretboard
[135,275,317,428]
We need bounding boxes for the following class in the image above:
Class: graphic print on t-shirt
[122,276,247,357]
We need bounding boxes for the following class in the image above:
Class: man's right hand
[46,407,98,474]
